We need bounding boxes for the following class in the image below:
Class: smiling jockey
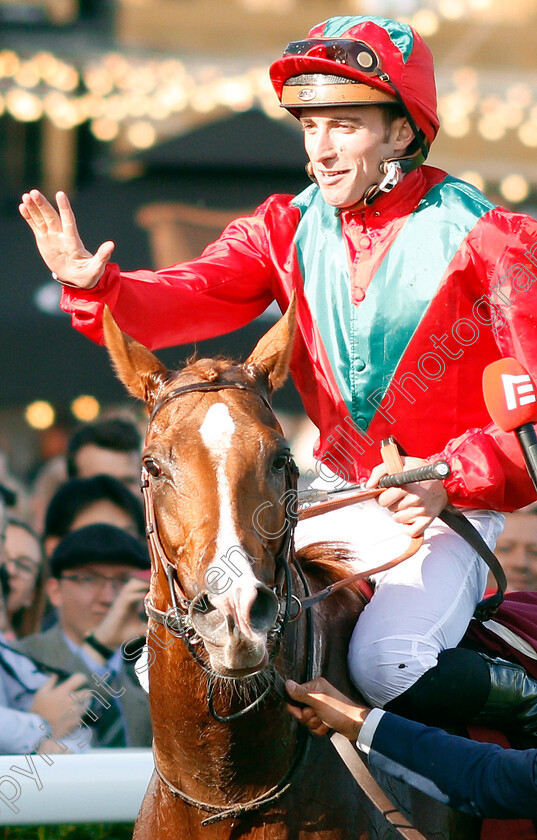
[19,16,537,734]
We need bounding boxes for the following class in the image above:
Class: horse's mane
[180,356,239,382]
[295,541,365,598]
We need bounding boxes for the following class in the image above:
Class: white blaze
[199,403,257,606]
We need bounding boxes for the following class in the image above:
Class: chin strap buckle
[377,160,404,194]
[362,160,405,207]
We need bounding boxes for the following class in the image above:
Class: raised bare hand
[89,576,148,655]
[19,190,115,289]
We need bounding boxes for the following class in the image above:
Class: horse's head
[102,298,298,678]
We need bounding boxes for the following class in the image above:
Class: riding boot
[471,652,537,742]
[385,648,537,744]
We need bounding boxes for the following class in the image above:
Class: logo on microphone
[501,373,537,410]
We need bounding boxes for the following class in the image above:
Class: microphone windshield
[482,357,537,432]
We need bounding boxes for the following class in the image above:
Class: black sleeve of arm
[370,712,537,819]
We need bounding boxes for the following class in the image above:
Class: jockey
[19,16,537,734]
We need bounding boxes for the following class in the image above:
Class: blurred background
[0,0,536,487]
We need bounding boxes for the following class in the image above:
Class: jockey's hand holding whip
[367,454,448,539]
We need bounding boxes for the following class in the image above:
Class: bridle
[141,378,314,824]
[138,376,506,834]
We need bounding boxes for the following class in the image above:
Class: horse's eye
[271,453,289,473]
[144,458,162,478]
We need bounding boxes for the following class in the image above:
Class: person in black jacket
[286,676,537,819]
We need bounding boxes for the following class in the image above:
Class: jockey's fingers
[56,191,84,241]
[397,515,431,538]
[375,486,408,509]
[19,202,40,235]
[388,492,423,512]
[30,189,62,231]
[392,505,427,523]
[92,240,115,269]
[20,192,50,232]
[366,463,389,488]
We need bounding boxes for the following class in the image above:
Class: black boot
[472,652,537,743]
[385,648,537,745]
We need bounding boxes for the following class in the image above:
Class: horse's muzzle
[188,581,279,645]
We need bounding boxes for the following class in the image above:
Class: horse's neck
[146,561,361,803]
[149,641,297,802]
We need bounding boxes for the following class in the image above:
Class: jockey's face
[299,105,410,209]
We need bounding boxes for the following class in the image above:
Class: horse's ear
[102,306,169,405]
[245,293,297,392]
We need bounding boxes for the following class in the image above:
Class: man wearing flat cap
[17,523,152,747]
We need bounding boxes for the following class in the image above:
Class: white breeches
[294,490,504,708]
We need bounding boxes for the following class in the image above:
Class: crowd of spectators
[0,415,153,755]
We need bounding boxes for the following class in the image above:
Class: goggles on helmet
[283,39,382,75]
[280,37,429,164]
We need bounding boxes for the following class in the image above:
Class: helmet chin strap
[362,158,405,206]
[362,158,405,207]
[306,152,420,213]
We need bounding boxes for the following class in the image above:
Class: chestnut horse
[102,300,479,840]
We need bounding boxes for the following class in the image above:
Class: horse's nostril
[188,584,279,641]
[190,592,212,615]
[249,584,279,634]
[189,596,227,639]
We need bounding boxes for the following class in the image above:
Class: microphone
[482,357,537,492]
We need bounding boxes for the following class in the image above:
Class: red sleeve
[60,196,294,350]
[432,208,537,510]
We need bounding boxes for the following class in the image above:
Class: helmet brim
[270,51,439,145]
[270,54,395,105]
[281,79,396,113]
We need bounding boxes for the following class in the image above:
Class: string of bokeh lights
[0,48,276,146]
[1,32,536,207]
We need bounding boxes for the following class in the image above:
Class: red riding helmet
[270,16,439,157]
